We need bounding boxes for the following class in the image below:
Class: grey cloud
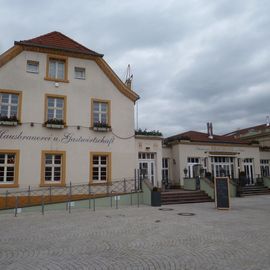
[1,0,270,137]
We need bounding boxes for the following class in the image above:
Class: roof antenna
[266,116,270,127]
[125,64,133,89]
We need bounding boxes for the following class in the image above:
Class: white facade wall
[0,50,137,190]
[163,142,260,186]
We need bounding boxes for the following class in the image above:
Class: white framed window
[138,153,155,160]
[210,156,235,178]
[44,154,62,182]
[41,151,65,186]
[0,153,16,184]
[260,159,270,177]
[162,158,169,180]
[92,100,110,126]
[90,153,111,183]
[74,67,86,79]
[47,97,65,120]
[48,58,66,80]
[26,60,39,73]
[93,155,108,181]
[187,157,200,178]
[0,93,19,118]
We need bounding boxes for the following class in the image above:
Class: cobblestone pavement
[1,196,270,270]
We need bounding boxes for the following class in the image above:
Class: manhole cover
[178,213,195,216]
[159,208,174,211]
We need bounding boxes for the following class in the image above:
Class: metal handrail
[0,178,141,211]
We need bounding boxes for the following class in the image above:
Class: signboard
[214,177,230,210]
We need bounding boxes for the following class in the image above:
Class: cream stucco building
[162,126,263,187]
[0,31,145,191]
[0,31,268,195]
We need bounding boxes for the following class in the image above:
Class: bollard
[5,190,8,209]
[123,179,127,193]
[49,185,52,202]
[68,194,71,214]
[41,195,45,215]
[110,194,113,208]
[66,193,69,211]
[89,197,91,209]
[137,192,140,208]
[116,196,118,209]
[88,185,91,209]
[14,196,18,217]
[28,185,31,205]
[68,182,72,213]
[93,197,96,211]
[130,193,133,206]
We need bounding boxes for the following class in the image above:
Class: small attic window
[74,67,86,80]
[26,60,39,74]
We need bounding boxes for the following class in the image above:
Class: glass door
[243,159,254,185]
[138,153,156,185]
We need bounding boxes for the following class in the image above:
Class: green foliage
[45,118,65,125]
[0,115,18,122]
[93,122,111,128]
[135,128,162,136]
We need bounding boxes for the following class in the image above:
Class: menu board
[214,177,230,209]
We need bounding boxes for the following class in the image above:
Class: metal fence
[0,178,142,213]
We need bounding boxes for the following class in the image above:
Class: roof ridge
[16,31,103,57]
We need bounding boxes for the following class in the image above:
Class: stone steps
[161,190,213,205]
[239,185,270,196]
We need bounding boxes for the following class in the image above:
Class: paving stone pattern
[1,196,270,270]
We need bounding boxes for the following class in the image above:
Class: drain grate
[178,213,195,216]
[158,208,174,211]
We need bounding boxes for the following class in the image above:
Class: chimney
[266,116,270,127]
[210,122,213,138]
[207,122,213,139]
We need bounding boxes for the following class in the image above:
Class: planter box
[93,126,111,132]
[151,191,161,207]
[46,124,65,129]
[0,121,18,126]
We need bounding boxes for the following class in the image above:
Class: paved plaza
[0,196,270,270]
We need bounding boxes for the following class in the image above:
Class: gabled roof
[15,31,103,57]
[164,130,247,145]
[0,31,140,102]
[224,123,270,138]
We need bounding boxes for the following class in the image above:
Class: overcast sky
[1,0,270,136]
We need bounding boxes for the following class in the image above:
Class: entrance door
[138,153,156,185]
[243,159,254,185]
[139,161,155,185]
[211,157,235,178]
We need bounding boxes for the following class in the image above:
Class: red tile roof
[15,31,103,57]
[224,123,270,138]
[165,131,247,145]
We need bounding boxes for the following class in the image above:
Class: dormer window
[45,55,68,83]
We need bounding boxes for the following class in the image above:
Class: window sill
[45,123,65,129]
[0,121,19,126]
[92,126,112,132]
[44,77,69,83]
[0,183,19,188]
